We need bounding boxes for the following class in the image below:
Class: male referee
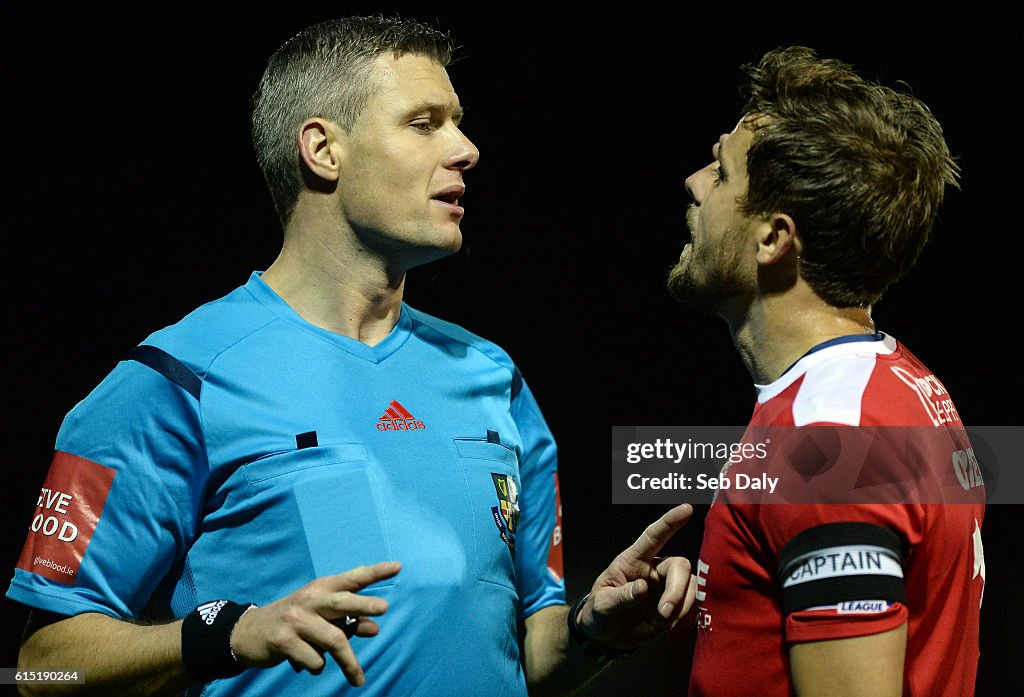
[9,16,696,697]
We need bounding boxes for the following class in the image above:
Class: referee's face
[332,53,480,269]
[667,120,760,314]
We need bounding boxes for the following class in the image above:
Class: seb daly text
[627,472,778,493]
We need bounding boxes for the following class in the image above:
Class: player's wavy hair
[252,16,455,226]
[739,46,959,308]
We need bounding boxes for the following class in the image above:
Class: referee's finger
[654,556,693,619]
[298,618,366,686]
[351,617,381,638]
[324,561,402,592]
[314,590,389,621]
[284,634,329,675]
[627,504,693,562]
[605,578,649,611]
[669,574,700,636]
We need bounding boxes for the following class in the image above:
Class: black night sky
[3,7,1019,694]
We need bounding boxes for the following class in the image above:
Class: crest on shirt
[490,472,519,554]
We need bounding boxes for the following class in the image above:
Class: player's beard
[667,206,749,315]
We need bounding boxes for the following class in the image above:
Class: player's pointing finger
[627,504,693,561]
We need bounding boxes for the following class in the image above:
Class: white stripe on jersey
[791,355,877,427]
[755,335,898,425]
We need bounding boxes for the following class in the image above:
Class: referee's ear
[297,117,345,186]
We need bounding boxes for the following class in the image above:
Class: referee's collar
[244,271,413,364]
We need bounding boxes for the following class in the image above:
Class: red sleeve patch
[546,473,564,582]
[15,451,116,585]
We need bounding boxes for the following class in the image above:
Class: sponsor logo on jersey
[952,447,984,491]
[695,559,710,601]
[695,559,713,631]
[197,600,230,625]
[376,400,426,431]
[490,473,520,554]
[890,366,961,426]
[16,451,116,585]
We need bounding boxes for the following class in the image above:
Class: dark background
[3,6,1019,695]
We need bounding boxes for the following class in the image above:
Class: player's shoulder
[859,338,959,427]
[404,304,516,374]
[763,334,946,427]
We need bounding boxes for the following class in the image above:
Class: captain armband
[777,522,906,615]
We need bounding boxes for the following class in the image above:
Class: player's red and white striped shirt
[689,334,985,697]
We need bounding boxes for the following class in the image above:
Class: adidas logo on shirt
[196,600,229,626]
[377,400,426,431]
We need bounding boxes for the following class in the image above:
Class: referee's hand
[577,504,698,651]
[229,561,401,686]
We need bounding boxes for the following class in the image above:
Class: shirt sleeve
[509,369,566,619]
[7,354,208,619]
[764,506,918,643]
[755,422,926,643]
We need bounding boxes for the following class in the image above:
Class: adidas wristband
[181,600,256,682]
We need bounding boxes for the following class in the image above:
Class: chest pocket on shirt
[454,438,521,591]
[242,444,396,589]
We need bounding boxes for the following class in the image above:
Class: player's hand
[576,504,697,651]
[229,561,401,686]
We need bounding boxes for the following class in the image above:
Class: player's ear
[755,212,799,266]
[298,117,345,183]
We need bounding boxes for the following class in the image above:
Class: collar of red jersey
[754,332,896,404]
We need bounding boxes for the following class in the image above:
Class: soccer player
[9,16,697,697]
[667,47,985,696]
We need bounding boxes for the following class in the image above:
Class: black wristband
[566,593,635,660]
[181,600,255,682]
